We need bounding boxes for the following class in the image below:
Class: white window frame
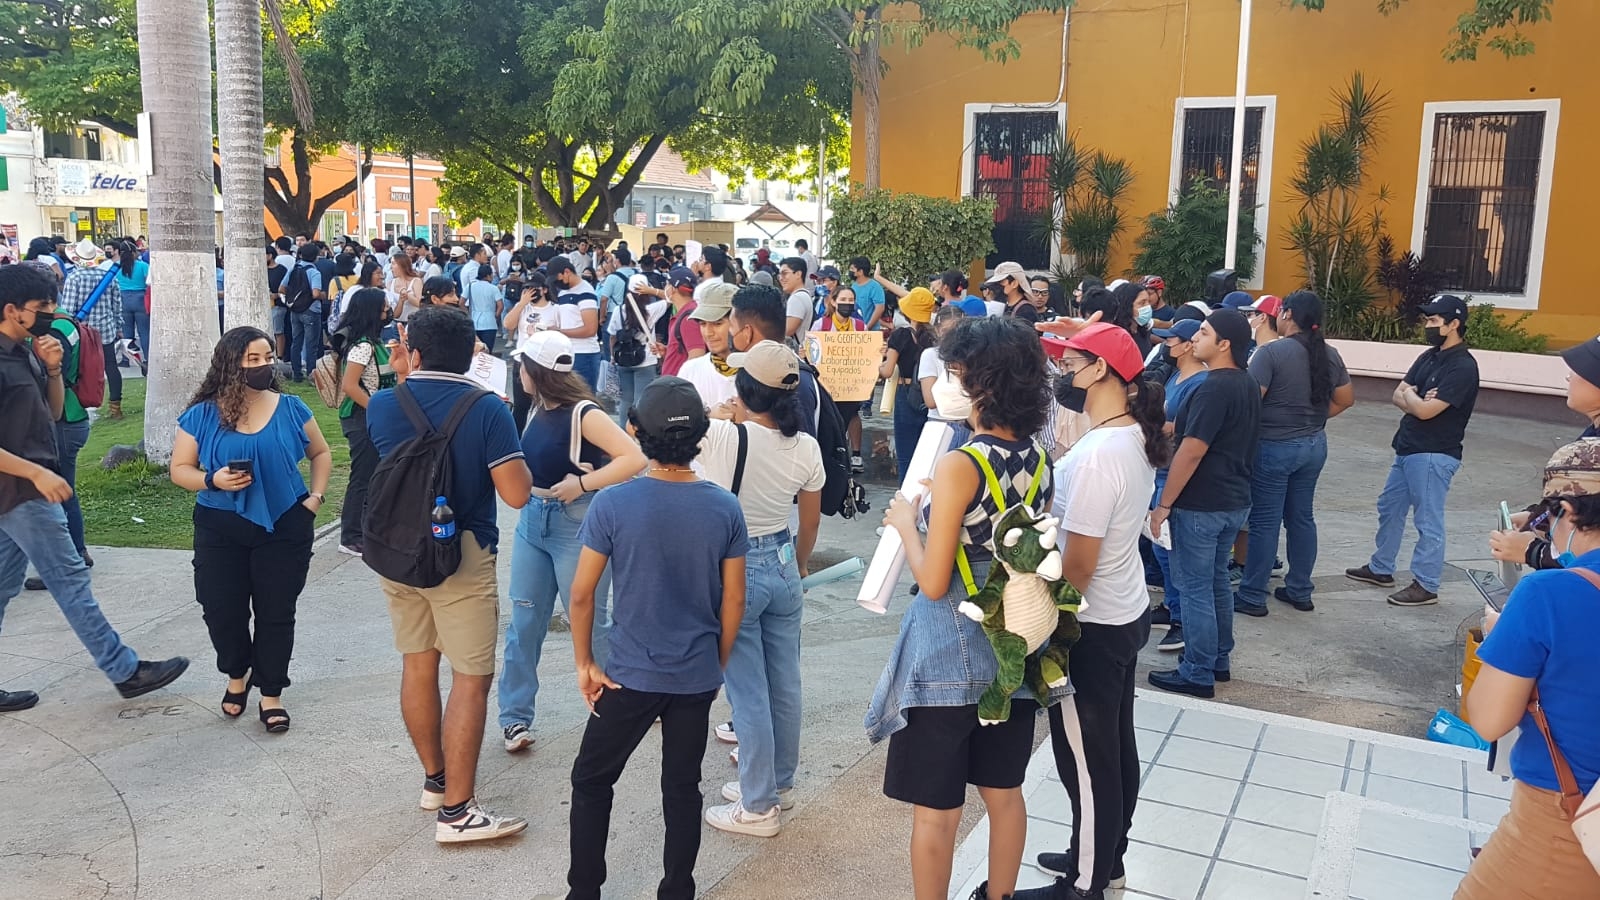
[959,101,1068,274]
[1166,95,1277,289]
[320,209,347,244]
[1409,99,1560,311]
[380,209,408,239]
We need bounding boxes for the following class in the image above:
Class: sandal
[258,703,291,734]
[221,685,250,718]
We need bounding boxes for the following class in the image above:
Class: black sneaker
[1036,849,1126,888]
[1147,668,1214,699]
[1387,580,1439,607]
[1012,876,1104,899]
[1233,594,1268,618]
[1274,586,1314,612]
[1345,565,1395,587]
[1149,605,1171,627]
[1157,625,1184,651]
[23,576,44,591]
[0,689,40,711]
[115,657,190,699]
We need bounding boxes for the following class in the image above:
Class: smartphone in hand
[228,459,254,478]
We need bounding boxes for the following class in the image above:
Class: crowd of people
[0,222,1596,900]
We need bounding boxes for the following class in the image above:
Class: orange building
[856,1,1597,343]
[262,141,484,244]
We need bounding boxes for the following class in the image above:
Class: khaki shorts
[380,530,500,676]
[1455,781,1600,900]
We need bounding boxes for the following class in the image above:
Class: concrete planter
[1329,339,1567,397]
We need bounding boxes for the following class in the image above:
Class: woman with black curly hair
[868,315,1063,900]
[169,327,333,733]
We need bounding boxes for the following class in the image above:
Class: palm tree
[137,0,220,463]
[215,0,268,333]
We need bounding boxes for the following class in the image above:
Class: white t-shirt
[1050,424,1155,625]
[424,262,443,280]
[679,354,737,408]
[800,250,819,279]
[984,300,1005,317]
[700,419,826,537]
[514,302,560,351]
[917,347,945,382]
[607,293,672,367]
[496,248,513,280]
[786,289,813,337]
[556,285,602,354]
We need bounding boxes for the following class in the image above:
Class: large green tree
[1290,1,1554,60]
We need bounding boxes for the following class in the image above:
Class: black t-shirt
[267,263,287,298]
[1172,366,1261,511]
[887,326,929,380]
[1392,344,1480,459]
[1006,301,1039,324]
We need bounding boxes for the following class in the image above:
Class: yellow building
[856,0,1595,343]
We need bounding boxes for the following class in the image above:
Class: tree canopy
[1289,0,1554,60]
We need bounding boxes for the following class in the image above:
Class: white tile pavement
[950,691,1510,900]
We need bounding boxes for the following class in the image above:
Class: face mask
[243,363,276,391]
[25,311,55,337]
[931,374,973,422]
[1135,306,1154,327]
[1425,326,1445,347]
[1054,368,1089,414]
[836,304,856,319]
[1556,509,1580,567]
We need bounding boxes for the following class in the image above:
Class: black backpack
[612,284,648,369]
[363,384,488,588]
[284,264,316,313]
[799,359,866,519]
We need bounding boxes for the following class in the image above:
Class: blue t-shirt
[578,478,750,694]
[465,280,501,331]
[115,258,151,295]
[366,372,524,549]
[1164,368,1210,421]
[954,295,987,318]
[1478,550,1600,794]
[852,279,886,329]
[178,394,312,532]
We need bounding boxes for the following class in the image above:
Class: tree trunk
[215,0,268,334]
[137,0,219,464]
[855,38,881,191]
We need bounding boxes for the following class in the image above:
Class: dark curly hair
[188,327,277,429]
[627,408,709,466]
[939,316,1050,438]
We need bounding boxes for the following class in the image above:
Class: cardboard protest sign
[804,330,884,402]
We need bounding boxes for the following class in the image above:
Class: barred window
[1177,106,1264,211]
[971,111,1057,270]
[1420,111,1546,295]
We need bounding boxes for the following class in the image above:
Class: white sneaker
[419,785,445,811]
[704,801,781,837]
[722,780,794,811]
[435,801,528,843]
[715,721,738,744]
[503,723,534,753]
[338,544,363,557]
[729,745,739,765]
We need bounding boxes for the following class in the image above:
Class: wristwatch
[308,492,326,503]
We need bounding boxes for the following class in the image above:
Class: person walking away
[113,238,151,370]
[698,340,825,838]
[1454,439,1600,900]
[545,257,602,388]
[1235,292,1353,617]
[466,262,503,352]
[1346,295,1479,607]
[0,265,189,711]
[170,327,331,731]
[660,267,706,377]
[499,331,644,753]
[1144,319,1210,652]
[365,305,534,842]
[816,286,869,470]
[280,242,326,382]
[608,264,671,426]
[988,261,1038,326]
[562,376,748,900]
[779,256,813,343]
[1022,323,1167,900]
[870,316,1065,900]
[332,289,396,556]
[1146,310,1260,698]
[881,287,937,477]
[678,282,741,409]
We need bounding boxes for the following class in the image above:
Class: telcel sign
[52,160,147,205]
[89,173,140,191]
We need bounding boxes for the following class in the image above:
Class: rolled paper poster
[857,419,956,614]
[801,557,864,591]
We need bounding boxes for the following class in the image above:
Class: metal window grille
[971,112,1057,270]
[1421,112,1544,295]
[1178,107,1264,211]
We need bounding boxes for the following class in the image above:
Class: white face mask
[931,374,973,422]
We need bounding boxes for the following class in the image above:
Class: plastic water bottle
[430,496,456,541]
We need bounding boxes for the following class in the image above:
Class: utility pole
[407,151,417,240]
[1224,0,1253,271]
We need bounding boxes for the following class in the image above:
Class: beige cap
[690,281,739,322]
[1543,439,1600,499]
[725,340,800,391]
[984,261,1027,286]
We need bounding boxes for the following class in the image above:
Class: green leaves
[1132,182,1257,304]
[1288,0,1554,61]
[825,186,996,280]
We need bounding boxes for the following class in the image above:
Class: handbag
[1527,566,1600,874]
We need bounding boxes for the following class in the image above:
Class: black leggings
[102,342,123,403]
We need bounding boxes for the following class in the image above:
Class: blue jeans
[0,499,138,683]
[892,384,928,479]
[56,419,91,555]
[1171,506,1250,686]
[573,352,601,391]
[1150,470,1181,625]
[122,293,150,361]
[499,494,612,729]
[289,309,322,379]
[1368,453,1461,592]
[724,532,805,812]
[615,364,658,426]
[1239,433,1328,608]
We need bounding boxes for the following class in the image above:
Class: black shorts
[883,700,1039,810]
[838,400,861,424]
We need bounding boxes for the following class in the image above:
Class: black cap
[613,248,633,265]
[1207,308,1253,366]
[1563,335,1600,387]
[633,377,707,439]
[1420,294,1469,324]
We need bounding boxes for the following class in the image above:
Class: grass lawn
[77,379,351,550]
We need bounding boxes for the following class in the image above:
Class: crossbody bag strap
[75,266,120,320]
[1529,565,1600,818]
[730,422,749,496]
[568,401,598,473]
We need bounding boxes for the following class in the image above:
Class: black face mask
[835,305,856,319]
[1054,368,1089,414]
[25,311,55,337]
[243,364,276,391]
[1425,326,1446,347]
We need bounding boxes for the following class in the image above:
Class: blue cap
[1152,319,1202,342]
[1221,291,1254,310]
[669,265,696,292]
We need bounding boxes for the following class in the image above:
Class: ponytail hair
[736,370,805,438]
[1129,377,1170,469]
[1283,290,1331,408]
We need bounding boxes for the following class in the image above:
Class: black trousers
[510,357,532,434]
[567,686,717,900]
[340,408,378,546]
[191,502,315,696]
[101,342,122,403]
[1046,612,1151,893]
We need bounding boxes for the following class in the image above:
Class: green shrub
[825,186,997,281]
[1463,303,1548,354]
[1131,181,1257,304]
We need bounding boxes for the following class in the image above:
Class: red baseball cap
[1063,322,1146,383]
[1249,294,1283,317]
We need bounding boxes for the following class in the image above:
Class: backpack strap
[568,400,598,473]
[395,383,433,435]
[730,422,749,496]
[75,267,120,320]
[439,388,488,441]
[1528,565,1600,819]
[952,444,1048,599]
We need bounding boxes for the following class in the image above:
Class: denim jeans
[56,419,91,555]
[573,352,602,391]
[1368,452,1461,592]
[1239,433,1329,608]
[499,494,612,729]
[615,364,658,426]
[891,384,928,479]
[1150,470,1181,625]
[0,498,138,683]
[1170,506,1250,686]
[121,295,151,362]
[289,309,323,379]
[723,532,805,812]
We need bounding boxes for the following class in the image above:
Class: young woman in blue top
[170,327,333,734]
[1457,439,1600,900]
[873,315,1064,900]
[112,238,151,371]
[498,330,645,754]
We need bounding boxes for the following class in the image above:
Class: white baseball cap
[512,330,575,372]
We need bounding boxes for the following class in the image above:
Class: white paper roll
[857,420,956,614]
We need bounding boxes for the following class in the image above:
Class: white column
[1224,0,1253,271]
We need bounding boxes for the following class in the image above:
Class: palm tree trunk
[855,40,882,191]
[137,0,220,463]
[215,0,268,334]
